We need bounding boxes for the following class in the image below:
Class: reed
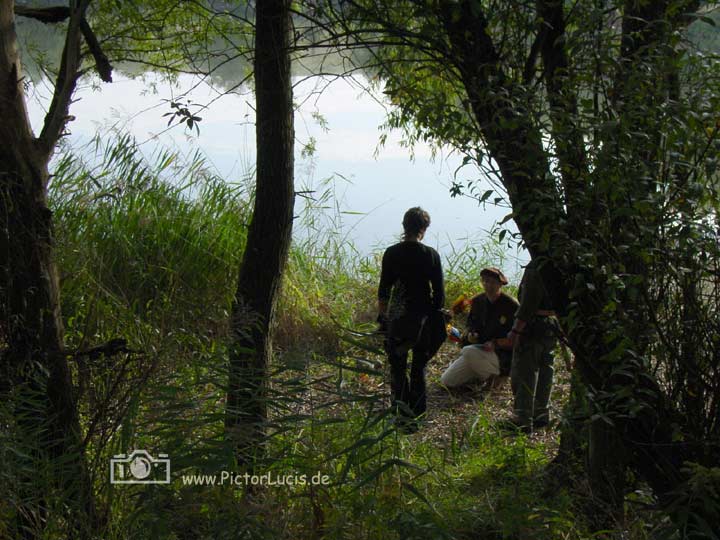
[0,135,592,539]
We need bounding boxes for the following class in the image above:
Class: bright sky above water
[27,73,527,281]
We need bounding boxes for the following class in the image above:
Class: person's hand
[467,331,480,344]
[507,320,527,348]
[480,340,495,352]
[507,328,524,348]
[376,314,388,334]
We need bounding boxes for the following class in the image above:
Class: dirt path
[414,342,567,452]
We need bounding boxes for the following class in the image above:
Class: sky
[26,72,527,281]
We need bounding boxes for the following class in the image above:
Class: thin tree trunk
[225,0,295,466]
[588,418,627,528]
[1,2,97,537]
[555,357,587,467]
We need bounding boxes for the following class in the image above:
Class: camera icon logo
[110,449,171,484]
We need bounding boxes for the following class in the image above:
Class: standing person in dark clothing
[377,207,445,425]
[504,259,558,432]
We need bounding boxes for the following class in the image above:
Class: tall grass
[52,133,250,345]
[0,134,592,539]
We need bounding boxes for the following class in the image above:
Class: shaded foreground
[0,139,683,538]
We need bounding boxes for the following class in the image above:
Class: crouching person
[441,267,518,388]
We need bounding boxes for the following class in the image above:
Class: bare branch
[80,18,112,82]
[38,0,92,160]
[16,3,113,83]
[13,5,70,23]
[522,25,545,85]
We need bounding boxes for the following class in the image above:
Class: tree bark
[1,2,97,538]
[588,418,627,528]
[437,0,687,513]
[225,0,295,466]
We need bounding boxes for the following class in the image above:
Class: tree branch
[13,5,70,23]
[38,0,92,160]
[437,2,561,249]
[15,3,113,83]
[614,0,699,108]
[535,0,587,214]
[522,25,546,85]
[80,17,112,82]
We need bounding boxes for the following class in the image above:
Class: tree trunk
[588,418,627,528]
[555,358,587,468]
[438,0,686,516]
[225,0,295,466]
[0,3,96,538]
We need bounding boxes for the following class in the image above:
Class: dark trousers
[387,340,431,417]
[384,313,435,417]
[511,329,556,425]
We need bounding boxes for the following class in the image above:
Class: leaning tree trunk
[438,0,688,522]
[225,0,295,466]
[0,2,99,538]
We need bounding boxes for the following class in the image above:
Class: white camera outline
[110,449,171,484]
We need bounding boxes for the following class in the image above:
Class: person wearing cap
[377,207,446,428]
[440,267,518,388]
[503,258,559,432]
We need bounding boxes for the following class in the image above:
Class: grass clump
[51,133,249,346]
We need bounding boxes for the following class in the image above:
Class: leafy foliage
[300,0,720,532]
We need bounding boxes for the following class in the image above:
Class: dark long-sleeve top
[464,291,518,374]
[378,240,444,318]
[464,292,519,346]
[515,260,554,323]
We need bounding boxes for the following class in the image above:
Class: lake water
[26,72,527,281]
